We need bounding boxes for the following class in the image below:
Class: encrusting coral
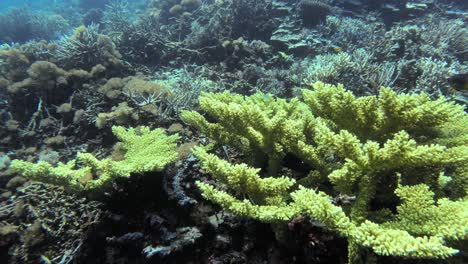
[182,82,468,262]
[10,126,179,193]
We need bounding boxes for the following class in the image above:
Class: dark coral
[298,0,333,28]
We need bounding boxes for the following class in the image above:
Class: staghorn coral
[102,0,134,41]
[182,82,468,262]
[414,57,462,96]
[374,16,468,64]
[10,126,179,193]
[54,24,124,71]
[297,49,403,95]
[307,14,467,98]
[105,13,171,65]
[153,67,219,116]
[316,16,385,53]
[102,0,277,66]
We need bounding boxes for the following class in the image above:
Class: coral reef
[0,0,467,263]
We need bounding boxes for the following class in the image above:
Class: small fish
[331,46,342,53]
[278,51,289,60]
[448,73,468,91]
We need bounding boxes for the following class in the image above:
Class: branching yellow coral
[303,82,465,141]
[10,126,179,192]
[384,184,468,240]
[182,92,316,175]
[185,82,468,262]
[194,147,295,203]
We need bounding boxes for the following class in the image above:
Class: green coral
[181,91,320,175]
[10,126,179,192]
[384,184,468,240]
[303,82,465,141]
[183,82,468,262]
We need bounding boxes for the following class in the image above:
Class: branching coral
[184,0,277,48]
[301,82,465,141]
[375,16,467,63]
[302,49,402,95]
[308,15,467,97]
[182,91,316,175]
[10,126,179,193]
[414,57,462,96]
[316,16,384,53]
[102,0,134,41]
[183,82,468,262]
[54,24,123,71]
[95,74,204,126]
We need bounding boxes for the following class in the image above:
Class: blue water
[0,0,63,11]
